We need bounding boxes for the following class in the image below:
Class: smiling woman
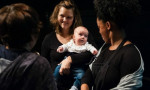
[41,0,97,89]
[57,7,74,32]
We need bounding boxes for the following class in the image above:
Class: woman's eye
[60,15,64,17]
[67,16,72,19]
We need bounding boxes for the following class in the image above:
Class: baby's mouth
[80,40,85,43]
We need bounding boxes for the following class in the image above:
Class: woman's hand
[81,84,89,90]
[59,56,72,75]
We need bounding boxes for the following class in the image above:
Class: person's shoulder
[28,52,48,62]
[24,52,50,67]
[45,31,55,38]
[33,55,51,70]
[122,44,136,50]
[49,31,56,36]
[34,53,50,64]
[36,54,49,63]
[43,31,56,42]
[120,44,141,55]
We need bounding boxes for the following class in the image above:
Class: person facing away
[54,26,98,90]
[41,0,97,89]
[81,0,144,90]
[0,3,57,90]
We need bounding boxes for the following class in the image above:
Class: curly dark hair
[94,0,141,29]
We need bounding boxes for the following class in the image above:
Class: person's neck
[109,30,125,50]
[60,33,70,37]
[60,30,72,38]
[60,28,70,37]
[24,43,32,51]
[109,38,123,50]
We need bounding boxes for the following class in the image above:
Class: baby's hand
[57,46,64,53]
[93,50,98,55]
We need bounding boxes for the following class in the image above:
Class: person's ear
[106,21,111,31]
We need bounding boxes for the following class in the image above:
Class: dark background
[1,0,150,89]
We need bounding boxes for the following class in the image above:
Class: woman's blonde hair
[50,0,82,35]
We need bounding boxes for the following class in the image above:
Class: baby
[54,26,98,90]
[57,26,98,55]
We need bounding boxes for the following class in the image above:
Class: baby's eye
[79,33,82,36]
[84,35,88,37]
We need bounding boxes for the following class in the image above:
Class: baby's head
[73,26,89,46]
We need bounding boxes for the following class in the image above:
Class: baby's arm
[57,42,70,53]
[86,43,98,55]
[92,49,98,55]
[57,46,64,53]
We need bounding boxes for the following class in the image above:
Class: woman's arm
[81,84,89,90]
[59,56,72,75]
[81,68,94,90]
[111,45,144,89]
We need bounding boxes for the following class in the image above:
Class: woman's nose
[63,17,67,21]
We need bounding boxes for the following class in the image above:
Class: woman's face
[97,18,110,43]
[58,7,74,30]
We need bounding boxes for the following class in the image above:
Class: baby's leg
[53,64,61,81]
[70,68,85,90]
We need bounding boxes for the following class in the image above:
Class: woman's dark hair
[0,3,42,48]
[94,0,141,29]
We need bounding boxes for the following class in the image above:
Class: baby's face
[73,27,88,46]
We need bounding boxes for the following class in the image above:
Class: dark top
[0,45,57,90]
[81,44,141,90]
[41,31,97,71]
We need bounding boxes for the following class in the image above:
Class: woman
[41,0,97,89]
[0,3,57,90]
[81,0,144,90]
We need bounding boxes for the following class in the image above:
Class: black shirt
[81,44,141,90]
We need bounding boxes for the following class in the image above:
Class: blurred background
[1,0,150,89]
